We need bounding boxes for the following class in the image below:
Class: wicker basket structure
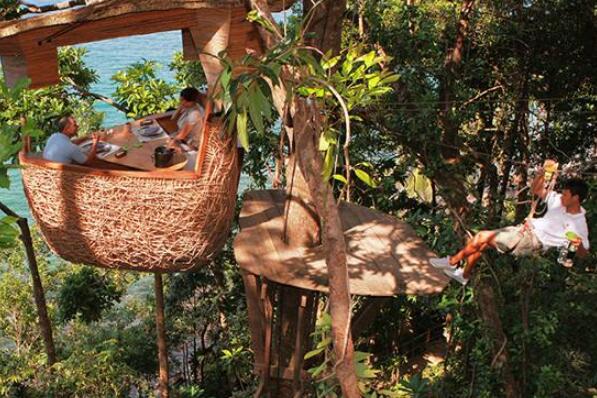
[19,123,240,272]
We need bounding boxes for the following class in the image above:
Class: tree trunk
[302,0,347,56]
[284,150,321,247]
[0,202,56,365]
[154,273,170,398]
[294,99,360,397]
[476,280,520,398]
[247,1,359,395]
[438,0,475,162]
[498,77,528,219]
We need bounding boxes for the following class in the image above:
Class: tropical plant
[57,267,122,323]
[112,59,178,118]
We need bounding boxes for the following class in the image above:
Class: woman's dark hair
[562,178,588,202]
[180,87,200,102]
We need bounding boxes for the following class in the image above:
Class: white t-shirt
[176,105,204,149]
[531,191,590,249]
[43,132,87,164]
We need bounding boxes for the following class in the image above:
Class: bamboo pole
[154,272,170,398]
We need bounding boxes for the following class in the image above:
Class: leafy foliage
[112,60,178,118]
[170,51,208,89]
[306,312,382,397]
[57,267,122,323]
[0,0,23,20]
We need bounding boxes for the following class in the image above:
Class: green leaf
[322,55,340,70]
[356,162,374,169]
[404,168,433,203]
[0,168,10,189]
[354,168,377,188]
[332,174,347,184]
[368,75,381,89]
[318,129,337,151]
[0,216,19,248]
[236,110,249,151]
[226,108,237,136]
[304,346,325,360]
[255,79,273,120]
[380,74,400,85]
[219,66,231,93]
[321,146,335,180]
[248,100,264,135]
[299,51,325,76]
[247,84,266,134]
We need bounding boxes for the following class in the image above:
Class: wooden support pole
[241,271,265,368]
[154,273,170,398]
[292,294,308,397]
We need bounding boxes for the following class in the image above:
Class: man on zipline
[431,170,590,285]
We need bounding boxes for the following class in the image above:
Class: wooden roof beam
[1,46,59,88]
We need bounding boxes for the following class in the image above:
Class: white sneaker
[442,267,469,285]
[430,256,452,269]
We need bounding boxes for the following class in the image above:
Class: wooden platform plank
[234,190,449,296]
[344,203,448,295]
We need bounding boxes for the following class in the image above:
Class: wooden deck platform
[234,190,449,296]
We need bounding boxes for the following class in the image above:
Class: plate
[80,141,110,153]
[139,125,162,137]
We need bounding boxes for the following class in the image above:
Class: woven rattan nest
[19,124,239,272]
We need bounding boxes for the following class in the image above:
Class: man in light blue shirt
[43,115,99,165]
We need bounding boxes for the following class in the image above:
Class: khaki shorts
[493,225,543,256]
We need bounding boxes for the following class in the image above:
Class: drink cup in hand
[543,159,558,180]
[565,231,581,248]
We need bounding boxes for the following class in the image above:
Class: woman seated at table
[168,87,206,170]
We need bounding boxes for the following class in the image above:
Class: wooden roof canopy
[0,0,293,88]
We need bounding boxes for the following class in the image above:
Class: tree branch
[64,77,130,115]
[460,85,503,109]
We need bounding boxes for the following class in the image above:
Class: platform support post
[154,272,170,398]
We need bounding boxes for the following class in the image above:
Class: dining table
[84,113,188,172]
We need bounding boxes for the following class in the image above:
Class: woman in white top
[169,87,206,170]
[170,87,205,149]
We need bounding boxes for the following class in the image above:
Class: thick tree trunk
[438,0,475,162]
[284,152,321,246]
[294,99,360,397]
[302,0,346,55]
[0,202,56,365]
[248,1,359,395]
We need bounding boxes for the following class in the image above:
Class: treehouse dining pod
[1,1,449,396]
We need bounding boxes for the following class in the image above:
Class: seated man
[43,115,99,165]
[431,174,590,285]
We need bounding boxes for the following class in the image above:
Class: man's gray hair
[57,115,73,132]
